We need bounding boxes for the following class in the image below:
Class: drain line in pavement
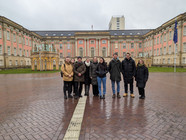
[63,89,87,140]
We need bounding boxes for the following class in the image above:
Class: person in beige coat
[61,56,74,99]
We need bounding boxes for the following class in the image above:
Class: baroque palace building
[0,12,186,70]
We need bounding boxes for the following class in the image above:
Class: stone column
[87,39,89,56]
[96,39,98,56]
[84,39,86,57]
[99,39,101,56]
[75,39,78,56]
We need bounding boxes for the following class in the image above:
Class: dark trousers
[74,82,83,97]
[138,87,145,97]
[92,85,99,96]
[124,82,133,94]
[85,84,90,95]
[72,80,75,95]
[63,81,72,96]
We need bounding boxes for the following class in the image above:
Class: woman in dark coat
[84,58,91,96]
[135,59,149,99]
[89,57,99,96]
[96,57,108,99]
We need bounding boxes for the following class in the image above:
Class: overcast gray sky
[0,0,185,30]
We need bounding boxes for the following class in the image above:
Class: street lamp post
[39,47,42,71]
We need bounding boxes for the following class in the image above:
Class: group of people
[61,52,149,100]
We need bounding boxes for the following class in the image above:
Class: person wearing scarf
[84,57,91,96]
[135,59,149,99]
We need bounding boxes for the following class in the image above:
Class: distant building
[0,12,186,70]
[109,15,125,30]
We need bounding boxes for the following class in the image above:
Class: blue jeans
[97,77,106,96]
[111,80,120,94]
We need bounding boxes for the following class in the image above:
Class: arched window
[91,47,94,57]
[79,47,83,57]
[102,47,106,57]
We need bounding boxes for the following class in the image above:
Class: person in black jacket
[84,57,91,96]
[89,57,99,96]
[108,53,122,98]
[135,59,149,99]
[96,57,108,99]
[121,52,136,98]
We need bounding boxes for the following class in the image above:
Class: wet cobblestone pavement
[0,73,186,140]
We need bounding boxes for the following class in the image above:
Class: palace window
[182,57,186,64]
[164,34,166,42]
[160,48,162,55]
[20,49,22,56]
[157,37,159,44]
[67,44,70,50]
[7,46,11,55]
[24,49,25,56]
[7,31,10,40]
[60,44,62,49]
[0,45,2,54]
[15,60,18,66]
[123,52,126,57]
[91,47,94,57]
[168,58,170,64]
[169,31,172,40]
[13,33,16,42]
[14,48,16,56]
[102,47,106,57]
[157,48,159,56]
[123,43,126,49]
[26,38,28,45]
[154,38,156,45]
[102,40,106,44]
[90,40,95,44]
[79,40,83,44]
[184,26,186,36]
[60,53,63,58]
[139,43,142,48]
[169,46,172,54]
[27,50,29,57]
[183,43,186,52]
[29,40,31,46]
[19,36,22,44]
[0,60,3,66]
[9,60,12,66]
[20,60,23,66]
[164,47,166,55]
[68,53,71,57]
[79,47,83,57]
[131,43,134,48]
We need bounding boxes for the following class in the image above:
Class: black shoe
[79,95,82,98]
[84,93,87,96]
[64,95,67,99]
[139,96,145,99]
[74,96,79,99]
[68,95,73,98]
[100,96,103,99]
[112,94,116,98]
[103,95,105,99]
[117,93,121,98]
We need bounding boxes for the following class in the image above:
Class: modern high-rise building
[109,15,125,30]
[0,12,186,70]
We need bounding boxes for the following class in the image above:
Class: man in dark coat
[108,53,122,98]
[74,56,86,99]
[89,57,99,96]
[121,52,136,98]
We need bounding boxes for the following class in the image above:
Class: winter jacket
[121,57,136,83]
[108,58,122,81]
[84,62,91,85]
[61,62,74,81]
[89,62,98,85]
[96,63,108,78]
[73,61,86,82]
[135,64,149,88]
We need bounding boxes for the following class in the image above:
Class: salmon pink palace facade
[0,12,186,70]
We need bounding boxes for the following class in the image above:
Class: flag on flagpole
[173,20,177,44]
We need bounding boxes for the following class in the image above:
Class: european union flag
[173,20,178,44]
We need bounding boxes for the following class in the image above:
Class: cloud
[0,0,185,30]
